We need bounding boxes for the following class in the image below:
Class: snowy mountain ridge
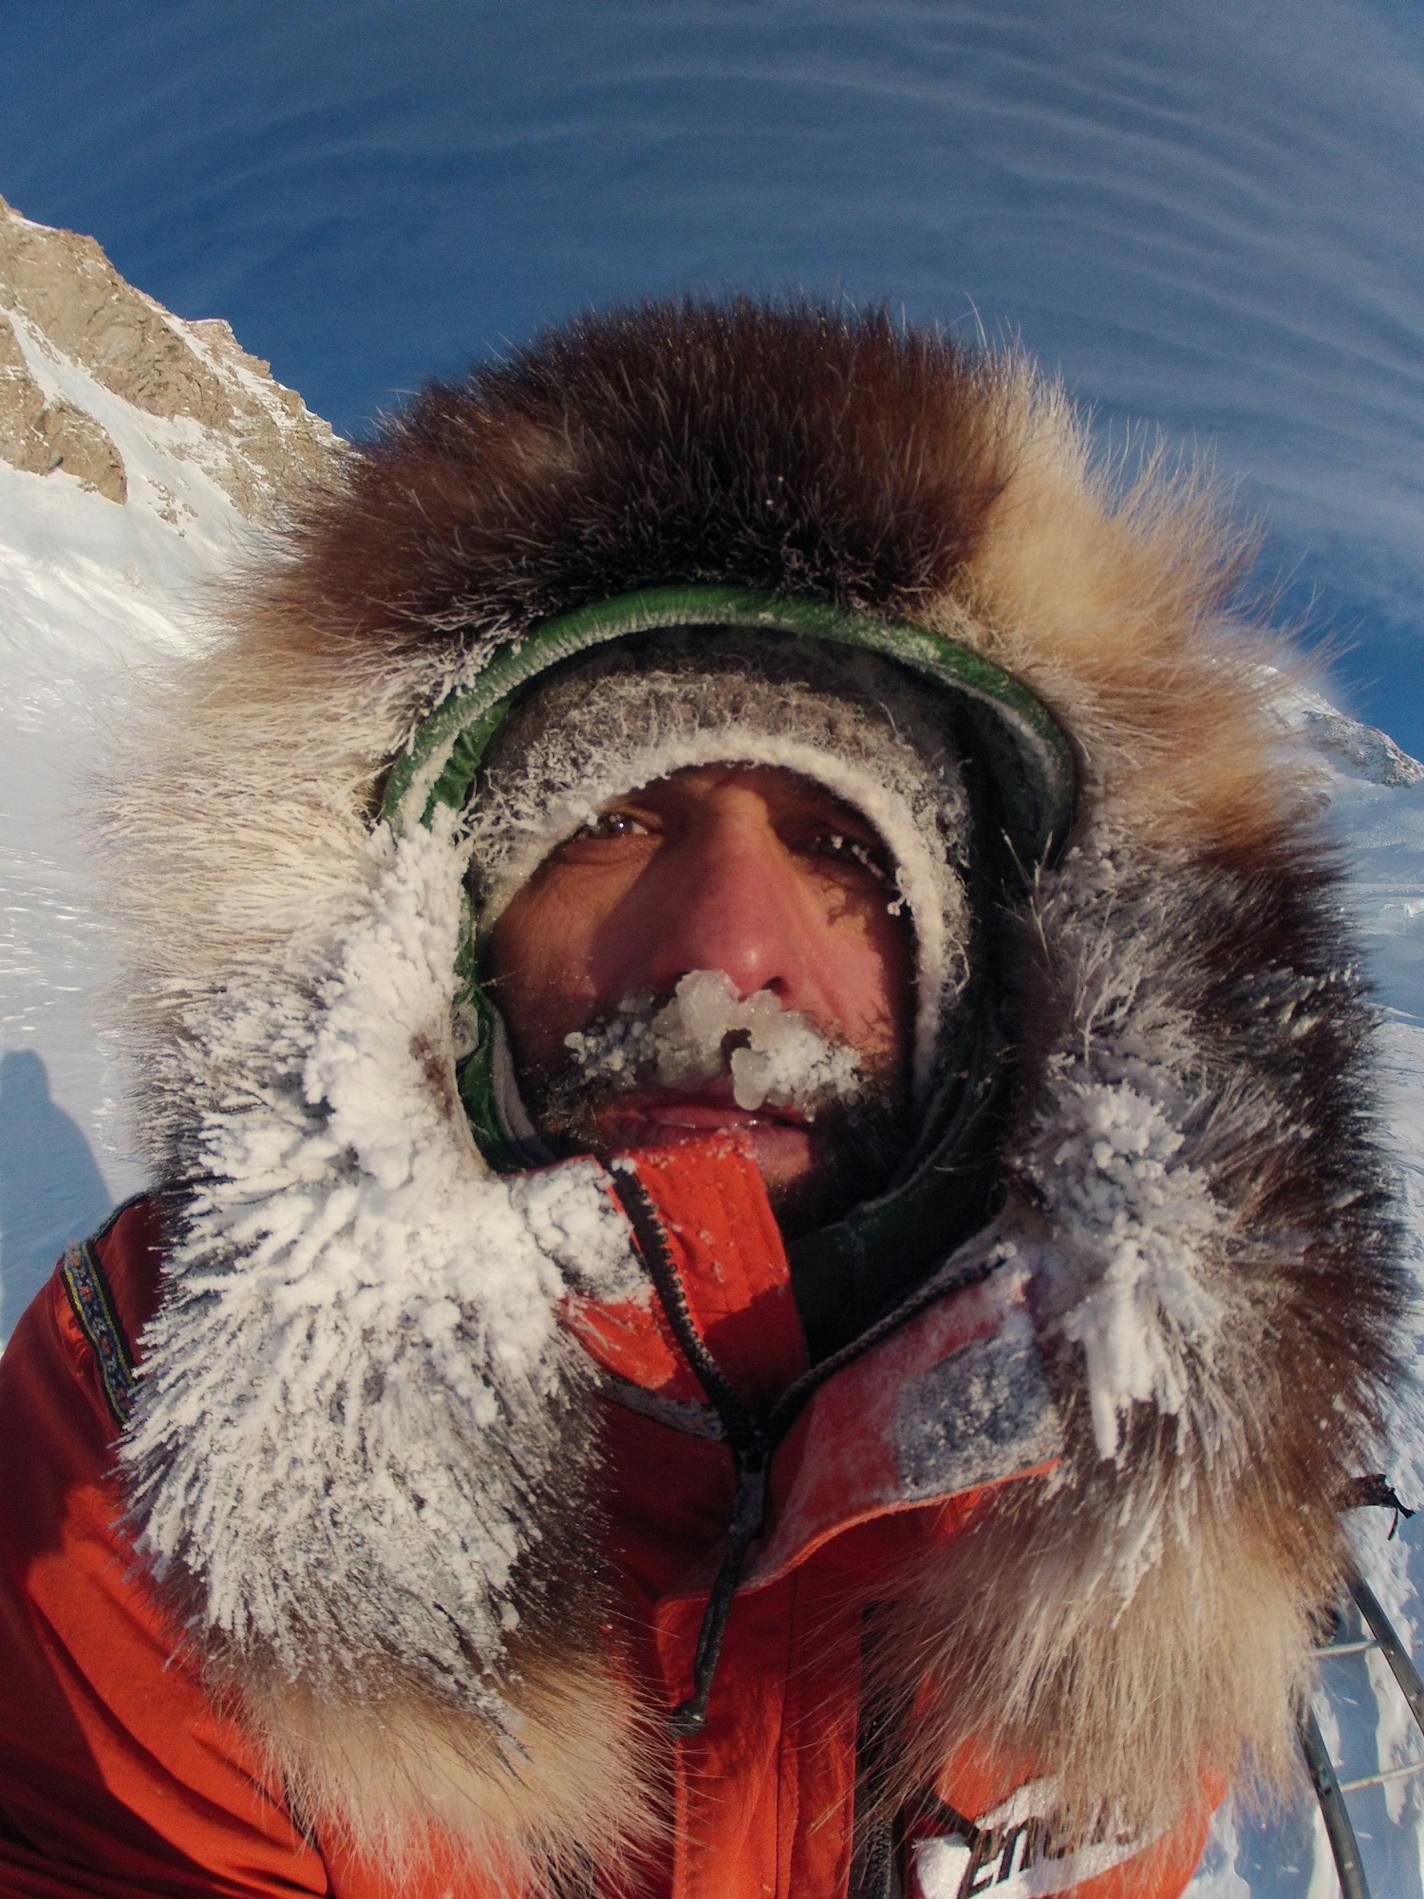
[0,198,332,1341]
[0,201,1421,1897]
[0,192,335,524]
[1272,673,1424,792]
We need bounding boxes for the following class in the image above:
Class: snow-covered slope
[0,196,335,1333]
[1188,690,1424,1898]
[1,200,1422,1896]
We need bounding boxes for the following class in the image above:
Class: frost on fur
[564,970,866,1117]
[1007,835,1254,1470]
[1035,1077,1227,1459]
[865,827,1382,1841]
[121,811,620,1707]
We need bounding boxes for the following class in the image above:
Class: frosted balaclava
[467,629,974,1105]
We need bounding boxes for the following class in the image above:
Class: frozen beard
[469,631,972,1224]
[527,971,908,1233]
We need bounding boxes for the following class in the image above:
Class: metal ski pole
[1348,1567,1424,1736]
[1298,1707,1370,1899]
[1304,1561,1424,1893]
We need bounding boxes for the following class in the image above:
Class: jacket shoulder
[0,1195,351,1893]
[53,1194,165,1430]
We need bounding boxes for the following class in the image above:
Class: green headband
[384,584,1074,848]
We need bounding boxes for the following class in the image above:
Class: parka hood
[99,300,1409,1885]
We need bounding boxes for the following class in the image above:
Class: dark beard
[753,1091,908,1236]
[519,1052,909,1239]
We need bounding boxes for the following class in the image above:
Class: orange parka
[0,1152,1213,1899]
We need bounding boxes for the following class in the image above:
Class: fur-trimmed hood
[101,301,1408,1887]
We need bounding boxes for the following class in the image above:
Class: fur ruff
[237,1655,663,1893]
[869,819,1400,1836]
[99,301,1408,1871]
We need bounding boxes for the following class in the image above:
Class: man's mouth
[598,1087,807,1126]
[593,1090,814,1177]
[528,976,891,1199]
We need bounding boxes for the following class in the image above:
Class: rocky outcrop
[0,194,335,521]
[1297,704,1424,789]
[0,312,127,501]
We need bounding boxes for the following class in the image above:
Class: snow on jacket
[0,301,1408,1897]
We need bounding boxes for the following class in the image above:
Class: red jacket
[0,1146,1214,1898]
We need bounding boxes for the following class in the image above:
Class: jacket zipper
[615,1167,773,1736]
[849,1610,905,1899]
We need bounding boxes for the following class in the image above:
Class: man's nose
[636,820,807,1002]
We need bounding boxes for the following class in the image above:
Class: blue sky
[4,0,1421,751]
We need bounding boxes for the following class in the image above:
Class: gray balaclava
[467,628,975,1106]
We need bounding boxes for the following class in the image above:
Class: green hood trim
[383,585,1074,858]
[379,585,1077,1349]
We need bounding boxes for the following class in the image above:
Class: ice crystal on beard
[563,969,866,1118]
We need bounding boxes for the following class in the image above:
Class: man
[0,301,1407,1898]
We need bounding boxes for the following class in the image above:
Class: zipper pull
[669,1442,771,1738]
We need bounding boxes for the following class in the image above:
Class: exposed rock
[1297,705,1424,789]
[0,311,126,500]
[34,396,127,502]
[0,311,47,459]
[0,194,336,521]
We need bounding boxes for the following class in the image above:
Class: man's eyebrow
[781,789,880,832]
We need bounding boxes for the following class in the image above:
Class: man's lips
[593,1093,814,1179]
[595,1089,808,1134]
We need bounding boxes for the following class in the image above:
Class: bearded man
[0,302,1407,1899]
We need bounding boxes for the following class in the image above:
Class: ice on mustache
[562,970,865,1119]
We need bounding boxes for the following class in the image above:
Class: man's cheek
[494,974,583,1069]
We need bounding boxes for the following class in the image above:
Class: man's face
[487,763,915,1230]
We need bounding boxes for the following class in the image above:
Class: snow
[0,402,246,1334]
[564,968,867,1117]
[0,224,331,1329]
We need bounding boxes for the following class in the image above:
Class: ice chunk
[565,969,865,1117]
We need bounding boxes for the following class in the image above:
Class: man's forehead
[599,760,884,826]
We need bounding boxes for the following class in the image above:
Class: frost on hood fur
[99,302,1408,1876]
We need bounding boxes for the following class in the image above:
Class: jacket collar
[562,1132,1064,1586]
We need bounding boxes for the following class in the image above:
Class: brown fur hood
[101,302,1409,1886]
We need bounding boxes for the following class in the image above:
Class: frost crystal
[1010,834,1237,1468]
[564,969,866,1117]
[120,812,598,1709]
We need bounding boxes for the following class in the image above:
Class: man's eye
[576,809,648,840]
[807,831,892,883]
